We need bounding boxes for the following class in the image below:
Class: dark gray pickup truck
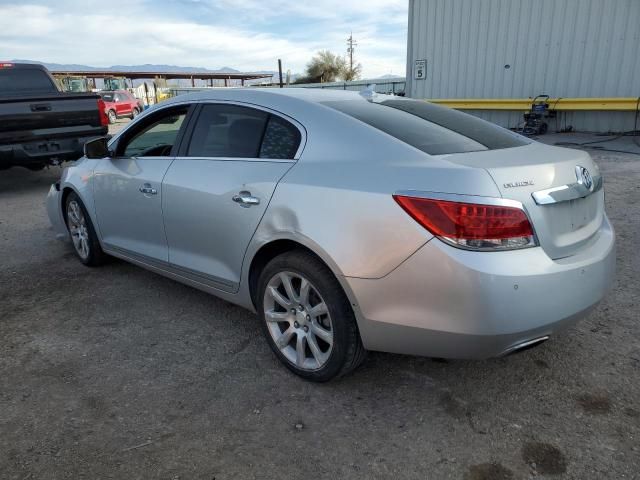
[0,63,108,171]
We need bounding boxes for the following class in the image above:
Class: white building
[405,0,640,132]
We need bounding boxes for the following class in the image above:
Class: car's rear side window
[321,99,528,155]
[0,68,57,95]
[188,104,268,158]
[260,115,301,159]
[187,104,301,159]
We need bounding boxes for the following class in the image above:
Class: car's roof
[163,87,369,106]
[0,62,48,70]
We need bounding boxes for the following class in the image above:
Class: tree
[293,50,364,84]
[342,63,362,82]
[300,50,346,83]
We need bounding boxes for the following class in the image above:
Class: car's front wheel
[131,107,139,119]
[65,192,106,267]
[257,250,366,381]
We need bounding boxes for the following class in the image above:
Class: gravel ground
[0,136,639,479]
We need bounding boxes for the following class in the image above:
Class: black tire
[64,192,107,267]
[539,122,548,134]
[257,250,366,381]
[131,107,139,119]
[107,110,117,124]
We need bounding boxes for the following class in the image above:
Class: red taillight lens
[393,195,537,250]
[97,98,109,126]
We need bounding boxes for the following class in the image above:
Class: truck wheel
[65,192,106,267]
[108,110,117,124]
[257,250,366,382]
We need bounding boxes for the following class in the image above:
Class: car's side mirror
[84,137,111,159]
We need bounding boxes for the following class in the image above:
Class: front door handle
[232,191,260,207]
[139,183,158,195]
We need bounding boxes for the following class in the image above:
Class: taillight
[393,195,537,251]
[97,98,109,126]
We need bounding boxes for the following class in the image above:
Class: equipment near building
[103,77,128,91]
[522,95,556,135]
[58,76,90,92]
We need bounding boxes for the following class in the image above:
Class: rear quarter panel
[247,102,502,279]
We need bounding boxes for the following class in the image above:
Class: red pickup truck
[99,90,144,124]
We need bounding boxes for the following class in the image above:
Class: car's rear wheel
[65,192,106,267]
[257,250,366,381]
[107,110,117,124]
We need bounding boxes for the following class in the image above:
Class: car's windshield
[322,98,529,155]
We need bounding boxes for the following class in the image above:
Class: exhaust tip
[502,336,550,356]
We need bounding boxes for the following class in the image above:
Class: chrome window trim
[108,99,307,161]
[393,190,540,251]
[172,156,295,164]
[532,169,603,205]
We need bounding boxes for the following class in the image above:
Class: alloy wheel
[67,200,90,260]
[263,271,334,370]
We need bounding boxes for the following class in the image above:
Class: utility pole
[346,32,357,73]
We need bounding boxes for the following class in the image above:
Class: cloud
[0,1,407,77]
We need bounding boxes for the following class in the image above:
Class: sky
[0,0,408,78]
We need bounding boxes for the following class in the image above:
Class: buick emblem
[576,166,593,191]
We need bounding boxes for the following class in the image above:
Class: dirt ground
[1,135,639,479]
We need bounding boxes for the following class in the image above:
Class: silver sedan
[46,88,615,381]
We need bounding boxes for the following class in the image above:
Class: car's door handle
[139,183,158,195]
[232,191,260,207]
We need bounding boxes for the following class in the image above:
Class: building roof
[49,70,272,81]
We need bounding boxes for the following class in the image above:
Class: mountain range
[11,60,402,84]
[12,59,247,74]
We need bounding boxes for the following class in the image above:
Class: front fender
[55,158,103,239]
[46,182,68,240]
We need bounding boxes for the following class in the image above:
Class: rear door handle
[139,183,158,195]
[232,191,260,207]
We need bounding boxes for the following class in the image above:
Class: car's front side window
[117,107,188,158]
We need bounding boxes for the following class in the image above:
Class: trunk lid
[444,142,604,259]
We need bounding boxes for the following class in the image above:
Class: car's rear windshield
[100,93,115,101]
[321,98,529,155]
[0,68,57,95]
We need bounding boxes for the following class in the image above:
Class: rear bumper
[46,182,69,241]
[0,132,104,168]
[347,215,616,359]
